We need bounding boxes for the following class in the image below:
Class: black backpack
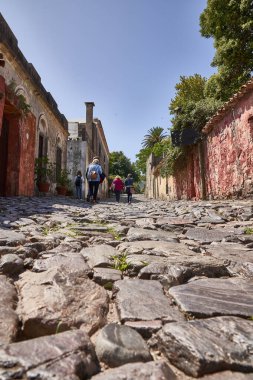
[75,175,82,186]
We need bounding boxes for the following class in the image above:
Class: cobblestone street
[0,195,253,379]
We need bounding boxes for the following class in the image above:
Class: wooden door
[0,117,9,196]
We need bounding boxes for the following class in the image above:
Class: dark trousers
[126,188,132,203]
[114,190,121,202]
[88,181,100,201]
[76,185,82,199]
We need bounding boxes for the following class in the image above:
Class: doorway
[0,117,9,196]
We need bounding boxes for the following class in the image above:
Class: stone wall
[146,79,253,200]
[204,90,253,198]
[145,154,177,201]
[0,14,68,196]
[67,139,89,198]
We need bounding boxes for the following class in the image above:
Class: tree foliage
[169,75,206,114]
[109,151,139,182]
[135,147,152,176]
[200,0,253,100]
[142,127,167,149]
[135,127,168,176]
[169,75,222,132]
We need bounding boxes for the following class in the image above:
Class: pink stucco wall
[171,87,253,200]
[173,146,201,200]
[204,91,253,198]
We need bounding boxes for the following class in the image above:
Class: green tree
[135,147,152,175]
[200,0,253,100]
[109,151,139,181]
[142,127,167,149]
[160,75,222,176]
[169,74,206,114]
[169,75,222,132]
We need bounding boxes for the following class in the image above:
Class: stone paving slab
[138,258,229,286]
[0,275,18,345]
[95,323,152,367]
[127,227,179,243]
[81,244,118,268]
[90,361,177,380]
[0,229,26,246]
[200,371,253,379]
[125,320,163,339]
[113,279,180,323]
[185,227,235,243]
[93,267,122,286]
[17,267,109,338]
[157,316,253,377]
[169,277,253,318]
[117,240,195,256]
[156,216,195,226]
[32,252,91,275]
[0,330,100,380]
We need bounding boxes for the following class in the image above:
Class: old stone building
[145,153,176,200]
[0,13,68,196]
[146,78,253,200]
[67,102,109,199]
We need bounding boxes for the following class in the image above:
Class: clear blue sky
[1,0,215,162]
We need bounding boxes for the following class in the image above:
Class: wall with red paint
[18,113,36,196]
[6,116,20,196]
[0,76,5,136]
[173,146,201,200]
[204,91,253,199]
[0,12,68,197]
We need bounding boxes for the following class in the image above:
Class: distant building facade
[0,13,68,196]
[67,102,109,199]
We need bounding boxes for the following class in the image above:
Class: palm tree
[142,127,167,148]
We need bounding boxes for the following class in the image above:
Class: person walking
[111,175,124,202]
[125,173,134,204]
[86,158,102,203]
[75,170,84,200]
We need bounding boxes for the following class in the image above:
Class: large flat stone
[205,243,253,263]
[135,218,156,229]
[156,216,195,226]
[93,267,122,286]
[17,267,109,338]
[126,228,178,243]
[0,229,26,246]
[185,227,233,244]
[0,275,18,345]
[138,256,228,284]
[113,279,177,323]
[33,252,91,275]
[0,330,100,379]
[81,244,118,268]
[157,316,253,377]
[125,320,163,339]
[95,323,152,367]
[200,371,253,379]
[117,240,195,256]
[169,278,253,318]
[91,361,177,380]
[0,254,24,276]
